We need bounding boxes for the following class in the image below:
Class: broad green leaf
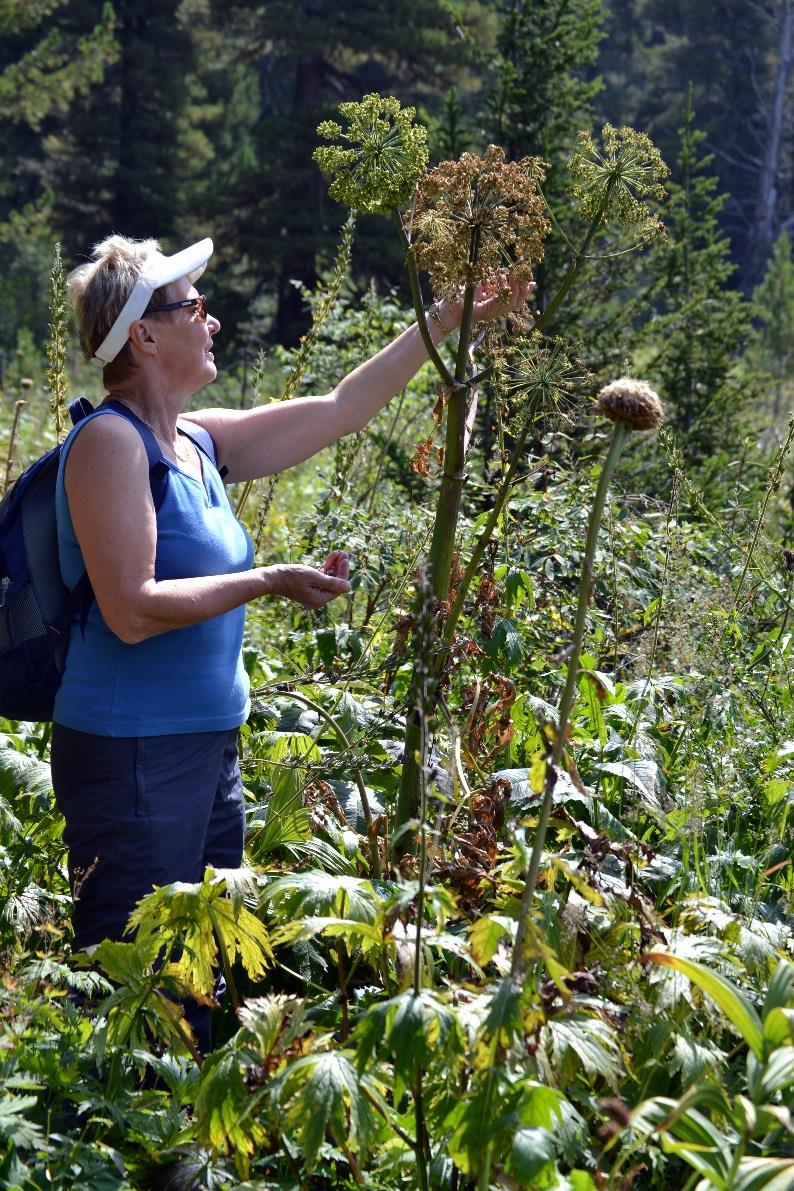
[237,994,306,1060]
[195,1042,268,1158]
[732,1157,794,1191]
[645,952,764,1059]
[598,759,661,811]
[506,1126,556,1184]
[126,869,272,997]
[263,871,384,923]
[278,1050,374,1171]
[753,1046,794,1100]
[468,915,514,967]
[546,1016,622,1087]
[353,989,463,1099]
[762,959,794,1018]
[763,1006,794,1047]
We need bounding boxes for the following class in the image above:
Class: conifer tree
[639,92,753,480]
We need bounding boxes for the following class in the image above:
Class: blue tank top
[54,407,254,736]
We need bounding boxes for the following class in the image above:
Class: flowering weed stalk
[511,379,664,976]
[46,242,68,441]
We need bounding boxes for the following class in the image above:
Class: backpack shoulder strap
[101,400,170,511]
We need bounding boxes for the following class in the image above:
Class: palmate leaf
[645,952,765,1059]
[237,994,307,1060]
[506,1126,557,1186]
[262,871,385,924]
[93,937,198,1054]
[0,1093,45,1150]
[195,1039,269,1158]
[127,868,272,998]
[354,989,464,1099]
[544,1016,622,1089]
[468,915,515,967]
[276,1050,377,1172]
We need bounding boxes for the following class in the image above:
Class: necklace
[110,401,194,465]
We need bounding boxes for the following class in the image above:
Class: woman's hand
[437,275,535,333]
[263,552,351,608]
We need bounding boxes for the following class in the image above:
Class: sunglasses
[145,294,207,320]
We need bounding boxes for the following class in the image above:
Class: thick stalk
[511,425,627,977]
[395,256,479,844]
[439,426,534,654]
[392,210,454,386]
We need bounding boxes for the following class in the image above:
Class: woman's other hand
[263,557,351,608]
[437,275,535,333]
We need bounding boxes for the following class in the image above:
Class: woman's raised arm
[190,279,532,483]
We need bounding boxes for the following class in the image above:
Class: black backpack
[0,397,217,722]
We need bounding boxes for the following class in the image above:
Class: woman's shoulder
[61,405,150,484]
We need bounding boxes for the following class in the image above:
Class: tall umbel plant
[314,96,669,847]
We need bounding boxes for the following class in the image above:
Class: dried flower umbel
[411,145,550,299]
[568,123,669,241]
[596,377,664,431]
[313,93,429,215]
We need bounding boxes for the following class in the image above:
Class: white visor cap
[92,237,214,365]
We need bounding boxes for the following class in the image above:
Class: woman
[55,233,529,1047]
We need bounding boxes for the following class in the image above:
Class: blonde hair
[67,234,173,386]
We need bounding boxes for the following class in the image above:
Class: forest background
[4,1,794,1189]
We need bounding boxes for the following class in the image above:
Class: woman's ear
[128,318,158,357]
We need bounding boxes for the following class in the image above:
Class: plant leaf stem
[531,188,612,338]
[3,399,25,497]
[391,209,454,386]
[511,424,628,978]
[438,431,537,655]
[284,689,381,879]
[395,238,480,847]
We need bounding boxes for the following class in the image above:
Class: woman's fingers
[322,550,350,580]
[471,275,535,322]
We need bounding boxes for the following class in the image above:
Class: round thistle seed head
[313,93,429,214]
[596,378,664,430]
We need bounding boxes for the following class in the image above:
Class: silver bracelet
[427,301,452,337]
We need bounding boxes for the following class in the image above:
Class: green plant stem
[413,1068,430,1191]
[392,210,454,386]
[510,425,627,978]
[439,431,539,655]
[532,189,612,337]
[213,916,240,1013]
[284,690,381,879]
[428,250,479,603]
[3,399,25,497]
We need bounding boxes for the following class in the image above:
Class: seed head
[313,93,428,214]
[411,145,550,299]
[568,124,668,243]
[596,378,663,430]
